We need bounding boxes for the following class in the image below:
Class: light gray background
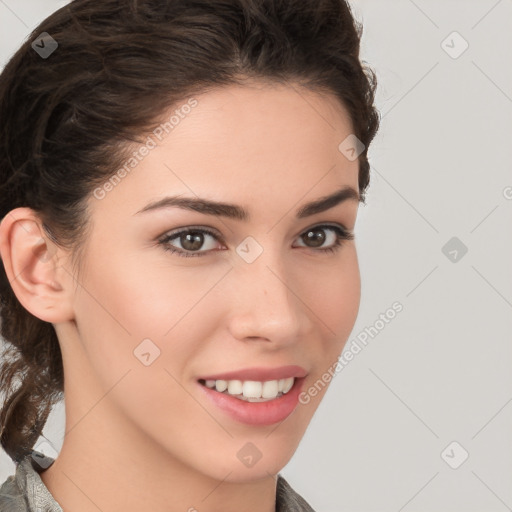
[1,1,511,511]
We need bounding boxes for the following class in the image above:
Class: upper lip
[198,365,308,382]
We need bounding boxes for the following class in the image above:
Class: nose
[224,251,312,347]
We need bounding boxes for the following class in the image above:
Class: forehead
[88,81,359,220]
[170,80,355,153]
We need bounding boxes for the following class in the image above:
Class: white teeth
[242,381,262,398]
[282,377,294,394]
[215,379,227,392]
[203,377,296,400]
[227,380,243,395]
[261,380,279,398]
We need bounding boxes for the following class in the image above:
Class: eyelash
[157,224,354,258]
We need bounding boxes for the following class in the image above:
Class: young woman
[0,0,379,510]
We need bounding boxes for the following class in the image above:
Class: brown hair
[0,0,379,463]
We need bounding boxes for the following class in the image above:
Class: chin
[179,433,303,483]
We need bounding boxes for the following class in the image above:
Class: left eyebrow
[134,185,360,221]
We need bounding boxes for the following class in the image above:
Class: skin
[0,80,361,512]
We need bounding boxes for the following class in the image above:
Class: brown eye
[294,225,352,252]
[179,231,206,251]
[158,224,353,258]
[159,227,223,257]
[301,228,327,248]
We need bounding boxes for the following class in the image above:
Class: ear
[0,207,75,324]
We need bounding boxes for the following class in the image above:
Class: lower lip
[197,378,305,426]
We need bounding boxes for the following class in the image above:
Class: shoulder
[276,474,316,512]
[0,452,61,512]
[0,466,29,512]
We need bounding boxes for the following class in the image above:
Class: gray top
[0,451,315,511]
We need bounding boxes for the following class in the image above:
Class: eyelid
[298,221,352,237]
[158,224,223,240]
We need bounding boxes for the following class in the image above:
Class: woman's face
[65,80,361,481]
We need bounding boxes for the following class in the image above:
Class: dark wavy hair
[0,0,379,463]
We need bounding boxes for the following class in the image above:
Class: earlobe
[0,207,75,324]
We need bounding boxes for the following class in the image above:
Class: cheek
[72,249,230,378]
[304,246,361,346]
[297,247,360,407]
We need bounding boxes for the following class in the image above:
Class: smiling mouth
[198,377,296,402]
